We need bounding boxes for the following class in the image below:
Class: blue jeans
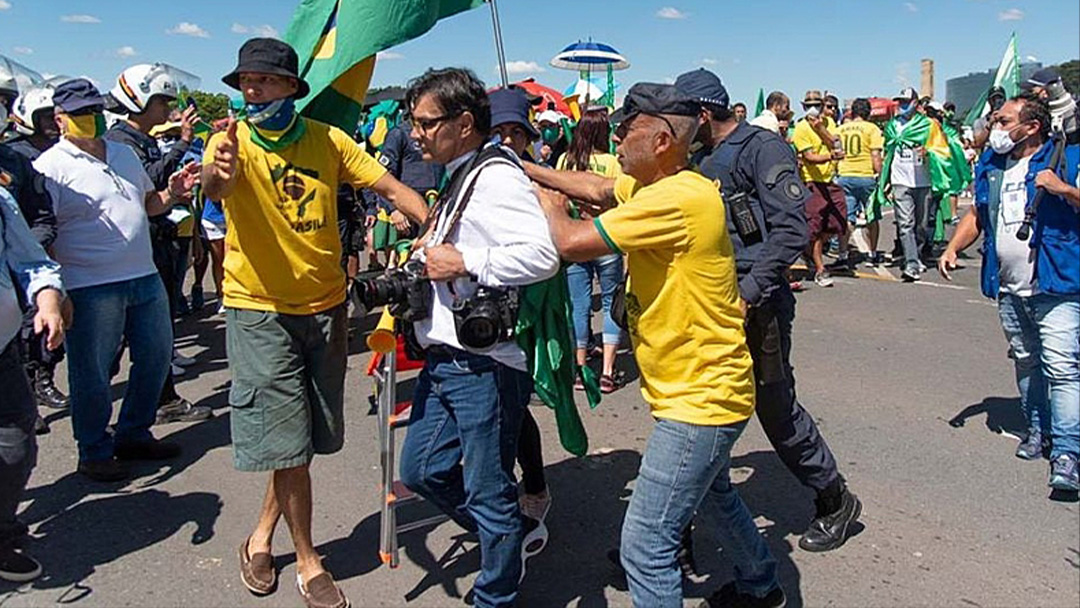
[566,254,624,348]
[838,175,877,224]
[66,274,172,462]
[399,349,532,608]
[621,419,779,607]
[997,292,1080,460]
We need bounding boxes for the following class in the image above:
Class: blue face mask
[898,103,916,117]
[245,97,296,130]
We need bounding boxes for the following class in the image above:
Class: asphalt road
[3,214,1078,608]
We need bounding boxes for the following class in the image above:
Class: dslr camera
[451,287,519,350]
[352,259,432,322]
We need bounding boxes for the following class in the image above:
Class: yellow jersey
[793,116,838,183]
[596,172,755,426]
[837,120,884,178]
[204,118,387,314]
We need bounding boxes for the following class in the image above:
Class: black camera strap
[425,142,519,248]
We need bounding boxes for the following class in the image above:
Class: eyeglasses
[825,104,838,110]
[413,112,462,135]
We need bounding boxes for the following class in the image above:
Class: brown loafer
[297,572,349,608]
[238,537,276,595]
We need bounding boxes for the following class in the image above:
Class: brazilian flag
[284,0,485,132]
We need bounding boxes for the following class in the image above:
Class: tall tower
[921,58,935,99]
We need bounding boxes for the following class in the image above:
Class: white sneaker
[814,272,834,288]
[172,349,196,367]
[170,363,186,377]
[217,304,226,315]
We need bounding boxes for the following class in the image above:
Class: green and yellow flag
[868,113,954,222]
[284,0,485,132]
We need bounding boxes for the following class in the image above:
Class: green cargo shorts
[225,304,347,472]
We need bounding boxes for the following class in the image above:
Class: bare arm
[202,119,239,201]
[799,149,833,164]
[525,162,617,211]
[871,149,883,175]
[369,172,428,224]
[938,209,981,280]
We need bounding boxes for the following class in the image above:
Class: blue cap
[674,68,729,110]
[488,87,540,138]
[1023,66,1062,91]
[52,78,106,114]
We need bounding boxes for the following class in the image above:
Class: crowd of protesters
[0,35,1076,608]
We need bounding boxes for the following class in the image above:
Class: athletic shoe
[156,398,213,424]
[0,548,43,583]
[901,269,921,282]
[1015,431,1044,461]
[813,272,834,288]
[699,582,786,608]
[173,349,196,367]
[1049,454,1079,491]
[799,488,862,552]
[217,304,226,315]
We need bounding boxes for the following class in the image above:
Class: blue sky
[2,0,1077,107]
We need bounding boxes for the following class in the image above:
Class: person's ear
[459,111,475,138]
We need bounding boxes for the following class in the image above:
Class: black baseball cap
[611,82,700,123]
[488,87,539,138]
[223,38,310,98]
[52,78,106,114]
[1023,66,1062,91]
[674,68,729,110]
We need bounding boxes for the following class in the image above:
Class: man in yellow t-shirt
[837,98,885,266]
[532,82,782,607]
[792,89,847,287]
[200,38,427,608]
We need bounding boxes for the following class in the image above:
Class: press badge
[1001,181,1026,225]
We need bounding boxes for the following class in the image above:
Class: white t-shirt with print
[993,155,1037,296]
[890,120,931,188]
[34,139,158,290]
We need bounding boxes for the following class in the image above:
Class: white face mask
[989,126,1027,155]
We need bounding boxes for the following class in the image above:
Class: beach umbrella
[512,78,572,116]
[549,40,629,108]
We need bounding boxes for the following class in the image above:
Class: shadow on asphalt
[947,396,1026,437]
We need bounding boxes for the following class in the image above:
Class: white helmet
[109,63,200,114]
[11,85,55,135]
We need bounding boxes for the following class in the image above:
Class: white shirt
[412,147,559,371]
[889,120,930,188]
[34,139,158,290]
[749,109,780,134]
[993,155,1037,296]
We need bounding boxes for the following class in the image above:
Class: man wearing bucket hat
[201,38,427,608]
[532,82,784,608]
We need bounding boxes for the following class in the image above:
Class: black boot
[34,368,69,410]
[799,480,862,552]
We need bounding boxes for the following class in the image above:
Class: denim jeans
[838,175,877,224]
[399,348,532,608]
[997,292,1080,459]
[0,340,36,550]
[621,418,779,607]
[66,274,172,462]
[892,185,931,274]
[566,254,624,348]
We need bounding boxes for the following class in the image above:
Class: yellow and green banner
[284,0,485,132]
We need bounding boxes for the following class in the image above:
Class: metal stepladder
[368,335,447,568]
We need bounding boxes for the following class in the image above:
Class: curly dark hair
[1013,92,1051,137]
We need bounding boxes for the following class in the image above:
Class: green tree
[186,90,232,121]
[1056,59,1079,96]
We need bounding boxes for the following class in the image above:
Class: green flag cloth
[931,121,974,241]
[515,267,601,457]
[868,113,953,222]
[963,33,1021,127]
[754,88,765,118]
[284,0,484,132]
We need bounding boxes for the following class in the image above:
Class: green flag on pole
[754,88,765,118]
[284,0,485,132]
[964,32,1021,127]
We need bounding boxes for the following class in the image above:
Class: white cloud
[377,50,404,60]
[60,14,101,23]
[116,46,137,57]
[701,58,718,66]
[656,6,687,19]
[1025,54,1039,63]
[0,1,12,10]
[231,23,278,37]
[903,2,918,13]
[167,22,210,38]
[998,8,1024,21]
[12,46,32,55]
[503,60,545,75]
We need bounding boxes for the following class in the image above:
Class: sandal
[600,374,617,394]
[238,537,277,596]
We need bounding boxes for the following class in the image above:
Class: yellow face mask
[62,113,106,139]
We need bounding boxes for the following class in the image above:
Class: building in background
[946,61,1043,118]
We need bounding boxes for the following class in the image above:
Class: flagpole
[488,0,509,87]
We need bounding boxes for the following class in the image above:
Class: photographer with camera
[939,93,1079,493]
[201,38,427,608]
[388,68,558,608]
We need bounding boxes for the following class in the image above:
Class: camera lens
[459,316,500,350]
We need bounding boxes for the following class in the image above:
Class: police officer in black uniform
[674,68,862,555]
[1,134,67,432]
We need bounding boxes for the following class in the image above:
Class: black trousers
[744,284,841,494]
[150,221,181,404]
[19,304,64,379]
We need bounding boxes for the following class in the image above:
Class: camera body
[352,259,432,322]
[1044,80,1079,145]
[450,287,519,350]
